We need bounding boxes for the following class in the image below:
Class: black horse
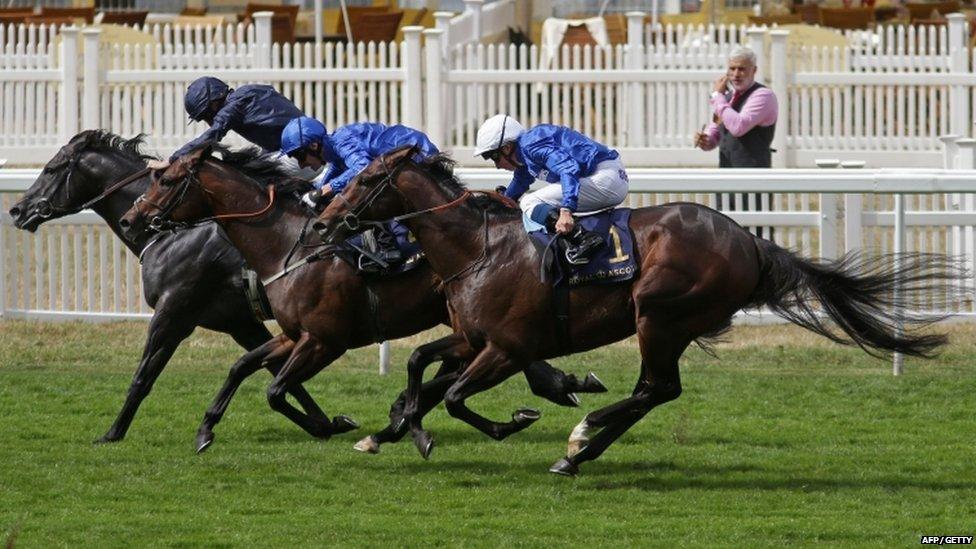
[8,130,600,445]
[7,130,333,443]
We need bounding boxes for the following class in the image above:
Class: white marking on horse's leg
[353,436,380,454]
[567,418,591,457]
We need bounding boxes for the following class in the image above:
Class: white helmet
[474,114,525,157]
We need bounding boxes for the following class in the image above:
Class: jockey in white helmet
[475,114,630,265]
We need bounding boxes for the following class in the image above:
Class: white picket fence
[2,14,976,167]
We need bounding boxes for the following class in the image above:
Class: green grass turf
[1,320,974,547]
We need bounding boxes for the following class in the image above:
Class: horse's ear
[383,144,418,168]
[184,143,214,169]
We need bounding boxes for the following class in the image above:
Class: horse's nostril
[119,218,131,229]
[311,221,326,233]
[9,206,21,218]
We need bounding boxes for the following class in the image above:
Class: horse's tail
[747,238,968,358]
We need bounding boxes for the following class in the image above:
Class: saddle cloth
[529,208,638,288]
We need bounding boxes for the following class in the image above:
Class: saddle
[529,208,638,288]
[528,208,638,354]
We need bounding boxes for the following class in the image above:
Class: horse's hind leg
[94,302,196,444]
[228,321,327,421]
[265,334,355,439]
[550,314,690,477]
[194,334,293,453]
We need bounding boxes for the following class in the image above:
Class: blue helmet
[280,116,328,156]
[184,77,230,121]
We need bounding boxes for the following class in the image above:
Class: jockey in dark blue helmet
[148,77,304,169]
[280,116,439,209]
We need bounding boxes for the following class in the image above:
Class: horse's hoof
[353,436,380,454]
[413,431,434,460]
[332,415,360,435]
[195,431,215,454]
[513,407,542,424]
[566,393,581,407]
[579,372,608,393]
[93,434,121,445]
[549,457,579,477]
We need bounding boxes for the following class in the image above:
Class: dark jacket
[171,84,303,161]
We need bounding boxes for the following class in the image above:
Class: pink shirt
[701,86,778,151]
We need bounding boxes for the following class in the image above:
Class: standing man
[147,77,304,170]
[694,46,778,167]
[694,46,778,238]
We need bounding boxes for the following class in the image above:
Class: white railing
[5,164,976,319]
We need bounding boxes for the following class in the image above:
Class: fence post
[434,11,453,57]
[947,14,970,137]
[424,29,446,148]
[82,28,101,131]
[464,0,484,43]
[956,138,976,169]
[769,30,789,168]
[379,341,391,375]
[402,26,424,131]
[747,26,766,83]
[252,11,273,69]
[940,134,961,169]
[626,12,646,148]
[60,26,79,142]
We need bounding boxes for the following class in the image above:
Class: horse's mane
[207,144,292,187]
[77,130,157,162]
[416,153,520,217]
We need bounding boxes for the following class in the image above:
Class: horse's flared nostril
[311,220,326,233]
[9,206,22,219]
[118,218,131,230]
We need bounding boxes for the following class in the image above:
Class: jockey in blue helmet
[280,116,439,209]
[148,77,304,169]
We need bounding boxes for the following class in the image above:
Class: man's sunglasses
[481,150,501,162]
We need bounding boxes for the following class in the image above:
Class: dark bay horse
[7,130,340,444]
[118,144,605,454]
[312,147,963,476]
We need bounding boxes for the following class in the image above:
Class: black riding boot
[544,209,605,265]
[564,224,605,265]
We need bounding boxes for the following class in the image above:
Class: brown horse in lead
[312,146,962,476]
[118,144,605,454]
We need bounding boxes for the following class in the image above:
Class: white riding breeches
[518,158,629,217]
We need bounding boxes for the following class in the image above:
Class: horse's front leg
[355,358,463,453]
[194,334,293,453]
[402,334,475,458]
[438,344,540,447]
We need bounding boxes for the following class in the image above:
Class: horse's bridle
[326,153,471,238]
[34,154,150,219]
[138,158,276,231]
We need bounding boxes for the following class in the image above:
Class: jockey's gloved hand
[301,189,324,211]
